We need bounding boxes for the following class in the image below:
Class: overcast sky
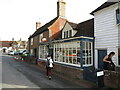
[0,0,107,41]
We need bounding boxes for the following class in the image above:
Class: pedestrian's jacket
[46,57,53,68]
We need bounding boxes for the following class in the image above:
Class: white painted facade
[62,22,77,39]
[93,3,120,68]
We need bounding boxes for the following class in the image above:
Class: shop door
[49,48,53,59]
[98,50,107,69]
[34,48,37,57]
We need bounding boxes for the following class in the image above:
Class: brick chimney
[57,0,66,18]
[36,22,41,30]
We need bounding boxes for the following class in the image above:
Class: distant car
[14,51,19,55]
[8,51,15,55]
[19,50,27,55]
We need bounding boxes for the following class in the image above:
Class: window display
[54,41,93,66]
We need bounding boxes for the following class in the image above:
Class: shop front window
[54,41,81,65]
[39,45,48,59]
[53,41,93,67]
[82,41,93,66]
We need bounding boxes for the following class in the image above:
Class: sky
[0,0,107,41]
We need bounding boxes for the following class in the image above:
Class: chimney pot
[36,22,41,30]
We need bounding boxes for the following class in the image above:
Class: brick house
[28,0,67,57]
[28,0,94,67]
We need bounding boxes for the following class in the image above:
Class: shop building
[39,19,94,68]
[28,0,94,84]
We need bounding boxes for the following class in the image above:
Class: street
[1,54,83,89]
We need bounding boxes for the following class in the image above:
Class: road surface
[1,54,83,89]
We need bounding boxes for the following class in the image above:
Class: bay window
[54,41,93,66]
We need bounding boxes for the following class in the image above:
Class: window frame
[31,38,33,45]
[116,8,120,24]
[53,41,93,67]
[39,34,43,43]
[63,30,72,39]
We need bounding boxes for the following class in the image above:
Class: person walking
[103,52,115,71]
[46,55,53,80]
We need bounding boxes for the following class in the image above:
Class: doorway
[98,50,107,69]
[34,48,37,57]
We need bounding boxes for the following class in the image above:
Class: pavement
[1,53,84,89]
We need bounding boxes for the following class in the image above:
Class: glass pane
[83,58,85,65]
[73,48,76,54]
[69,48,72,56]
[86,42,88,50]
[64,32,66,38]
[73,57,77,64]
[83,42,85,50]
[67,31,68,38]
[69,30,72,37]
[66,48,69,56]
[89,50,92,56]
[90,57,92,64]
[89,42,91,50]
[66,57,68,63]
[87,57,89,64]
[69,57,72,63]
[63,56,65,62]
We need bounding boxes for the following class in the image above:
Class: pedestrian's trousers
[46,67,52,76]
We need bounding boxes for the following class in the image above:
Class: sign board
[97,71,104,77]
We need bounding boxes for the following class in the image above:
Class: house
[27,0,95,84]
[52,19,94,67]
[28,0,67,57]
[17,39,27,50]
[37,10,94,85]
[90,1,120,68]
[28,0,94,68]
[0,41,18,53]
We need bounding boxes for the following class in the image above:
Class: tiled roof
[1,41,18,47]
[74,18,94,37]
[29,17,59,39]
[90,2,117,15]
[67,21,78,29]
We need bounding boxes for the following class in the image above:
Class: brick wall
[29,35,40,57]
[104,67,120,88]
[38,61,96,88]
[43,31,49,41]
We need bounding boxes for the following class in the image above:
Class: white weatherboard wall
[94,3,119,68]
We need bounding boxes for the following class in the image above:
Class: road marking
[2,83,40,88]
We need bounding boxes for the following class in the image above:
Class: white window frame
[39,45,48,60]
[116,8,120,24]
[53,41,93,67]
[63,30,72,38]
[30,49,33,54]
[83,41,93,67]
[39,34,43,43]
[31,38,33,45]
[53,41,81,66]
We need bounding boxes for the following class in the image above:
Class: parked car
[14,51,19,55]
[19,50,27,55]
[8,51,15,55]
